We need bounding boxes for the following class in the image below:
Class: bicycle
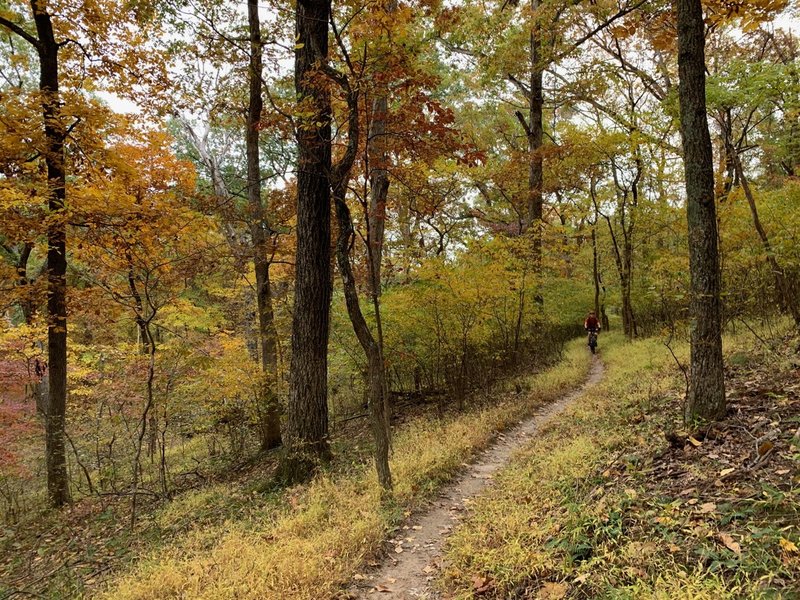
[587,330,599,354]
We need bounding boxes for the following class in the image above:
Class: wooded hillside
[1,0,799,597]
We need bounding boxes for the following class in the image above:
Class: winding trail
[347,356,604,600]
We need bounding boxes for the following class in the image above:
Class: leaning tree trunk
[325,46,393,490]
[279,0,333,482]
[334,186,392,491]
[247,0,281,451]
[29,0,70,507]
[677,0,726,422]
[365,0,396,457]
[730,148,800,327]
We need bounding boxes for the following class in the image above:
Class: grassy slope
[98,339,592,599]
[442,331,800,599]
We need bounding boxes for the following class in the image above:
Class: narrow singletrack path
[347,356,604,599]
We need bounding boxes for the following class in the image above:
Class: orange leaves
[703,0,789,30]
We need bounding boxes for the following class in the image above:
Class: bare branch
[514,110,532,137]
[0,16,40,49]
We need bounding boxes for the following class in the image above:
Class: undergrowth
[95,339,592,599]
[442,329,800,599]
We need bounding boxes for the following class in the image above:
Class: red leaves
[0,391,37,478]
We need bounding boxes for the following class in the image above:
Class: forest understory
[443,327,800,599]
[2,324,799,599]
[1,337,589,599]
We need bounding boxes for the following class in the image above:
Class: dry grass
[98,340,592,599]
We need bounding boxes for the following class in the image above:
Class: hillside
[2,0,800,598]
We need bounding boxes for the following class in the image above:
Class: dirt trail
[347,356,604,600]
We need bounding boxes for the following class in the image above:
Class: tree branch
[507,73,531,100]
[0,16,40,49]
[514,110,532,137]
[559,0,649,59]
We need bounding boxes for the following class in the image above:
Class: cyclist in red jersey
[584,311,600,332]
[584,311,601,353]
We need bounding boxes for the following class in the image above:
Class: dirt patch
[345,357,604,599]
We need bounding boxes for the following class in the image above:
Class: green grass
[441,329,800,599]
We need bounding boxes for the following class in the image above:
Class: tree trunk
[334,190,392,491]
[590,179,610,331]
[247,0,282,451]
[326,43,393,490]
[279,0,333,482]
[620,273,635,337]
[592,225,600,318]
[28,0,70,508]
[127,256,150,355]
[131,322,157,527]
[528,0,544,270]
[366,3,396,455]
[601,201,635,338]
[16,242,35,324]
[621,221,636,338]
[677,0,726,422]
[624,154,640,338]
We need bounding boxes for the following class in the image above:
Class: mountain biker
[584,311,600,349]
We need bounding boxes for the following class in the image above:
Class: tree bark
[280,0,333,482]
[592,224,601,318]
[365,1,396,466]
[528,0,544,269]
[16,242,35,324]
[334,188,392,491]
[590,179,610,330]
[324,43,393,490]
[24,0,70,507]
[247,0,282,451]
[677,0,726,422]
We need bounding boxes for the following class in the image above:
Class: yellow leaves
[779,537,799,554]
[687,435,703,447]
[703,0,789,29]
[159,299,219,332]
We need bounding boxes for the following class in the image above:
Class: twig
[64,428,95,495]
[663,324,689,416]
[737,317,780,357]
